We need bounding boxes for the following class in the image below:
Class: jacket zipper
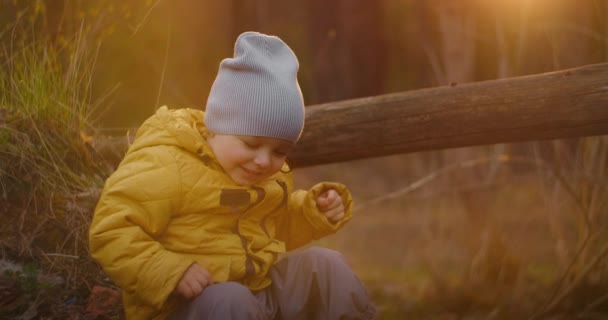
[235,186,265,277]
[260,180,288,238]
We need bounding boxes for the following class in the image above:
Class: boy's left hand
[316,189,345,223]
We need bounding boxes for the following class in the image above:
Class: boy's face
[206,133,294,186]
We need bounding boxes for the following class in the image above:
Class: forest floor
[1,153,589,319]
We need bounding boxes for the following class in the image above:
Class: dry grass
[0,9,113,318]
[297,138,608,319]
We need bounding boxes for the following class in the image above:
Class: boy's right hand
[174,263,214,299]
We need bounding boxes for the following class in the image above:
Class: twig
[353,154,597,213]
[575,311,608,320]
[583,293,608,314]
[353,155,510,212]
[41,253,80,259]
[155,11,172,110]
[531,240,608,319]
[529,232,595,319]
[131,0,163,36]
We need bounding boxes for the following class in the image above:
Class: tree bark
[290,63,608,167]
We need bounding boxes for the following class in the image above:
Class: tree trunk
[306,0,385,103]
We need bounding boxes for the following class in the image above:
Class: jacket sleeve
[88,146,194,310]
[275,181,353,250]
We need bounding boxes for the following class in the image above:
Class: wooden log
[290,63,608,168]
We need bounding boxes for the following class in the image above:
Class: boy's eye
[241,139,259,148]
[274,149,288,157]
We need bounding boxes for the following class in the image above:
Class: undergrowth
[0,5,113,318]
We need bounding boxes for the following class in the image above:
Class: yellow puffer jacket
[89,106,353,320]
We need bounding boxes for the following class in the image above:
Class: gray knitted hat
[204,31,305,143]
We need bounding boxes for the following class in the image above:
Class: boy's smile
[206,133,294,186]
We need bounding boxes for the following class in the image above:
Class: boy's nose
[253,151,271,168]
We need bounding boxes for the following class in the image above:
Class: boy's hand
[174,263,214,299]
[316,189,345,223]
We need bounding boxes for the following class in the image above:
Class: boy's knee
[191,282,256,311]
[203,282,253,302]
[170,282,263,319]
[301,246,344,264]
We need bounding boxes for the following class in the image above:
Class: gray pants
[168,247,376,320]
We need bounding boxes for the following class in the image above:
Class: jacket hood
[127,106,213,160]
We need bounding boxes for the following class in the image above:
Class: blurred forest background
[1,0,608,319]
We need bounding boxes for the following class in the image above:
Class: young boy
[89,31,375,320]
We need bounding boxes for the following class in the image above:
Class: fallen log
[290,63,608,167]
